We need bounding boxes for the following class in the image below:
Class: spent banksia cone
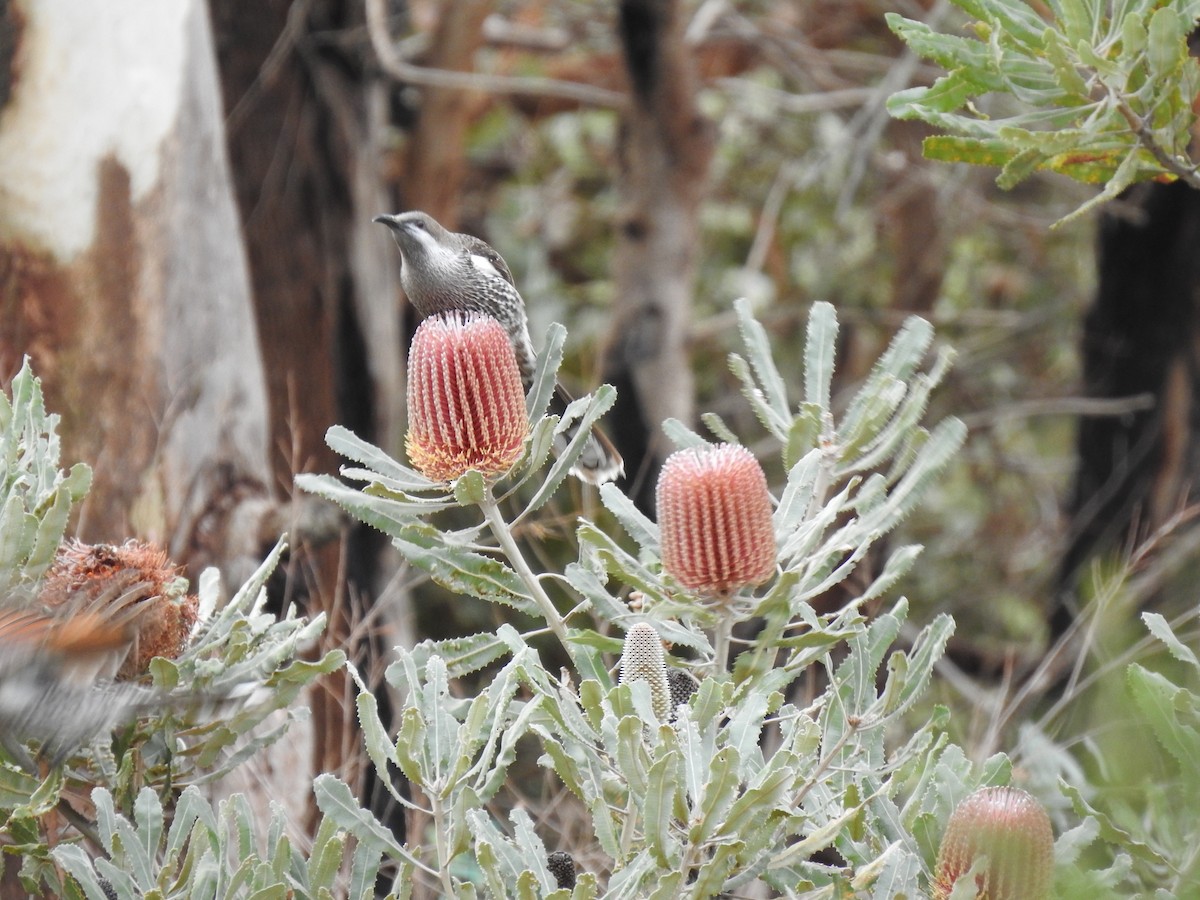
[406,312,529,483]
[665,667,700,716]
[934,786,1053,900]
[0,540,201,761]
[546,851,577,890]
[657,444,776,596]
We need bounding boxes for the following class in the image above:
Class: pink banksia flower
[656,444,776,595]
[934,786,1054,900]
[405,312,529,483]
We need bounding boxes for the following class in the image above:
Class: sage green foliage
[887,0,1200,223]
[0,357,91,594]
[1,541,350,898]
[1046,609,1200,896]
[0,365,356,898]
[52,784,383,900]
[303,301,1039,897]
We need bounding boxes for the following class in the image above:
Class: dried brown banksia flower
[934,786,1054,900]
[40,539,198,679]
[406,311,529,483]
[0,540,200,762]
[656,444,776,596]
[619,622,671,722]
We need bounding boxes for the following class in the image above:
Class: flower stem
[430,791,457,898]
[712,614,733,676]
[479,488,575,663]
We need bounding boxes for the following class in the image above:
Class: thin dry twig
[364,0,626,109]
[225,0,315,133]
[1115,96,1200,191]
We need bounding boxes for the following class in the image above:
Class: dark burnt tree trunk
[604,0,714,512]
[210,0,500,859]
[1056,180,1200,638]
[209,0,405,837]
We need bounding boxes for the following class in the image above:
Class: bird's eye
[413,220,427,231]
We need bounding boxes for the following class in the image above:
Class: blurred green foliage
[889,0,1200,222]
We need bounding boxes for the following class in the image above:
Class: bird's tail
[550,383,624,485]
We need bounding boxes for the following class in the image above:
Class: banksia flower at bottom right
[934,786,1053,900]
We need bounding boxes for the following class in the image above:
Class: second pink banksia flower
[406,312,529,483]
[656,443,776,596]
[934,786,1054,900]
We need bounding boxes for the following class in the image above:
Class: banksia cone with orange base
[934,786,1053,900]
[657,444,776,595]
[406,312,529,483]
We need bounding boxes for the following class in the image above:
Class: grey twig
[364,0,626,109]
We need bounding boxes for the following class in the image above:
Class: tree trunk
[0,0,307,877]
[604,0,713,511]
[210,0,407,837]
[0,0,273,592]
[1056,180,1200,637]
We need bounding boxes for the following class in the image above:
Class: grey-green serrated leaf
[599,481,659,551]
[803,301,838,414]
[735,297,792,427]
[528,324,567,419]
[313,774,409,859]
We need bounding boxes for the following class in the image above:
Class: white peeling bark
[0,0,313,841]
[0,0,273,588]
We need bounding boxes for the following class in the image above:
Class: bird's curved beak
[373,214,401,230]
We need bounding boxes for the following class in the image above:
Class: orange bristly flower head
[405,312,529,483]
[656,444,776,596]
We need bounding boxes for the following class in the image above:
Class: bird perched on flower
[374,210,624,485]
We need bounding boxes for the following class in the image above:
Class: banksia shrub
[619,622,671,722]
[405,312,529,482]
[657,443,776,595]
[934,786,1054,900]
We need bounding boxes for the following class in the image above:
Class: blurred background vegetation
[5,0,1200,892]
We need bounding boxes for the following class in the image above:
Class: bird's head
[373,212,456,263]
[373,211,468,297]
[369,211,511,307]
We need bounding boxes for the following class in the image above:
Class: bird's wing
[459,233,517,287]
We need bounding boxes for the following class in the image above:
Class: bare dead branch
[960,393,1158,428]
[364,0,626,110]
[1115,96,1200,191]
